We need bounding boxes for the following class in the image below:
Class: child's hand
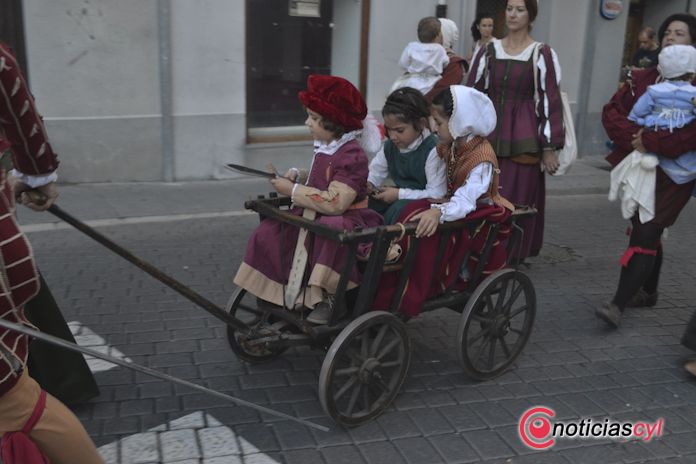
[411,208,442,238]
[284,168,299,182]
[373,187,399,204]
[270,177,294,196]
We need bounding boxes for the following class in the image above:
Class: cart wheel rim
[457,268,535,380]
[225,287,288,362]
[318,311,411,427]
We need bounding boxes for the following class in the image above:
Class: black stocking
[641,244,662,295]
[612,222,662,309]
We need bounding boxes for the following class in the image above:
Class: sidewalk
[18,156,611,227]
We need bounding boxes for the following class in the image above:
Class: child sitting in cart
[373,85,514,316]
[368,87,447,224]
[233,75,383,325]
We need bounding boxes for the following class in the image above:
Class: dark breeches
[612,221,663,309]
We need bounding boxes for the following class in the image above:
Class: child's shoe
[307,295,336,325]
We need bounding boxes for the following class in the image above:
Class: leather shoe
[626,289,658,308]
[595,302,622,329]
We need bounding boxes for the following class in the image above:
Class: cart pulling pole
[46,204,248,332]
[0,319,329,432]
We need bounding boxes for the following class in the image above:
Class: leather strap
[285,209,317,308]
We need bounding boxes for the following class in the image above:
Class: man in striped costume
[0,41,102,464]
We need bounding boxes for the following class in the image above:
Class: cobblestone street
[19,166,696,463]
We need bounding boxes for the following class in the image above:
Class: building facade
[3,0,695,182]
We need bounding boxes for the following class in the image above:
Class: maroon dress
[467,42,565,259]
[234,139,383,308]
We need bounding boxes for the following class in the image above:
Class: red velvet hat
[298,75,367,131]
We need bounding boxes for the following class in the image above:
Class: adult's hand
[631,128,647,153]
[14,181,58,212]
[542,149,559,175]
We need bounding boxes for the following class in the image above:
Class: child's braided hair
[382,87,431,131]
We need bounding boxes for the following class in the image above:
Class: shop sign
[289,0,321,18]
[599,0,623,20]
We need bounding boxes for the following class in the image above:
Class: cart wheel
[318,311,411,427]
[457,268,535,380]
[225,287,288,363]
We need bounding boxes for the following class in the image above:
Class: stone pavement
[16,157,696,463]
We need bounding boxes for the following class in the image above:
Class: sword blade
[225,163,277,179]
[0,319,329,432]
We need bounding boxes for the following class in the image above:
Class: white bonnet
[658,44,696,79]
[447,85,497,139]
[439,18,459,51]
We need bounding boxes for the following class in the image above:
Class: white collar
[494,40,538,60]
[313,130,360,155]
[399,129,431,153]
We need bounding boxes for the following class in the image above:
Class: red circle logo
[519,407,556,449]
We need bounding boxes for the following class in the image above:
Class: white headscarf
[447,85,497,140]
[439,18,459,51]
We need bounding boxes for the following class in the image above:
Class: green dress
[369,134,438,224]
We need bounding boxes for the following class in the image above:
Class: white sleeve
[434,163,492,222]
[473,48,489,89]
[537,47,562,143]
[10,169,58,188]
[367,147,389,188]
[398,147,447,200]
[399,43,412,70]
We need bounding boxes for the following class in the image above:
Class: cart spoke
[507,305,529,320]
[333,376,357,402]
[361,329,370,359]
[345,383,362,416]
[376,337,401,361]
[485,294,496,313]
[345,348,364,365]
[363,387,370,412]
[379,360,402,369]
[471,312,494,323]
[372,375,390,394]
[467,326,491,346]
[334,366,360,377]
[473,336,491,363]
[503,283,524,314]
[370,324,389,357]
[494,278,510,314]
[487,337,497,369]
[500,337,512,358]
[509,327,524,335]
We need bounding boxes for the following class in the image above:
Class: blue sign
[600,0,623,20]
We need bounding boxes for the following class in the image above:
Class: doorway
[0,0,28,76]
[246,0,369,143]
